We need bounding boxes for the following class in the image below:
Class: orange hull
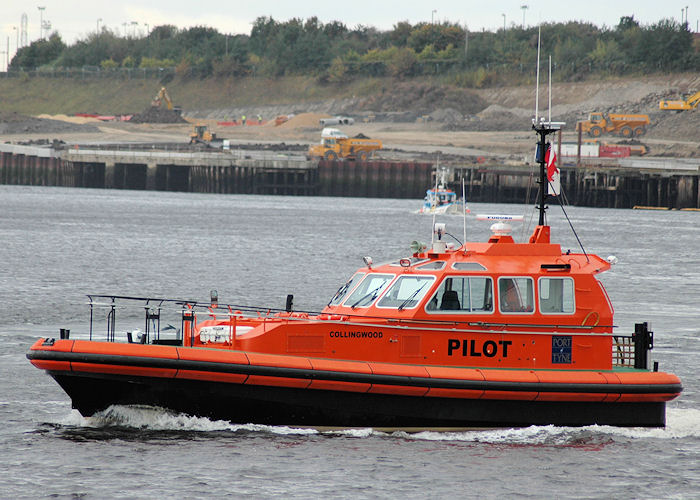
[28,337,681,427]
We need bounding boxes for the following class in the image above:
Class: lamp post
[432,9,437,24]
[97,18,102,33]
[37,6,45,40]
[521,4,528,29]
[502,13,506,33]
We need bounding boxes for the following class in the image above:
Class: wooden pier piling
[1,144,699,209]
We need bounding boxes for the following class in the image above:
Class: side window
[498,277,534,313]
[426,276,493,313]
[539,277,575,314]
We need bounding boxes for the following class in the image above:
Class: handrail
[86,294,615,331]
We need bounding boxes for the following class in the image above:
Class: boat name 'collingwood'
[330,330,383,339]
[448,339,512,357]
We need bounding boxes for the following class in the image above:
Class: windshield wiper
[398,283,427,311]
[350,283,386,309]
[328,280,351,306]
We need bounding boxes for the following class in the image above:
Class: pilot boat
[27,122,682,428]
[419,167,467,215]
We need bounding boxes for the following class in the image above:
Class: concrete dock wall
[2,144,699,209]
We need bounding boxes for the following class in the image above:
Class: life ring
[477,156,486,164]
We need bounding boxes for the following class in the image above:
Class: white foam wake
[60,405,319,436]
[57,406,700,442]
[398,408,700,443]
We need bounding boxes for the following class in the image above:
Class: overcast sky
[1,0,696,58]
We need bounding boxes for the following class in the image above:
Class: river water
[1,185,698,499]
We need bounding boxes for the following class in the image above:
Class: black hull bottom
[49,371,667,428]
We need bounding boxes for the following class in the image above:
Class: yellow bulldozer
[189,124,223,147]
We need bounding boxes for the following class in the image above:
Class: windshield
[327,273,365,306]
[343,274,394,308]
[377,275,435,310]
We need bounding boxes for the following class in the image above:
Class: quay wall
[1,144,699,209]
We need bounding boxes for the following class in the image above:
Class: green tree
[407,22,464,53]
[327,56,348,83]
[100,58,118,69]
[11,33,66,68]
[387,47,417,78]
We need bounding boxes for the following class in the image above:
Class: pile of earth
[0,111,99,135]
[129,107,187,124]
[276,113,331,130]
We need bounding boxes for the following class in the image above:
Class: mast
[533,120,561,226]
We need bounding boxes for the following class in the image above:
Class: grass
[0,71,692,117]
[0,75,389,116]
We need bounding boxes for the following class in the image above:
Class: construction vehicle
[189,124,223,147]
[577,112,650,138]
[659,90,700,111]
[319,116,355,127]
[307,128,382,161]
[151,87,181,114]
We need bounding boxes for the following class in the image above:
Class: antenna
[430,153,439,246]
[462,177,467,250]
[548,55,552,123]
[534,25,541,123]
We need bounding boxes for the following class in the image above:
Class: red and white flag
[545,144,560,196]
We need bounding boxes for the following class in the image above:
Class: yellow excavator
[659,90,700,111]
[151,87,173,109]
[151,87,182,114]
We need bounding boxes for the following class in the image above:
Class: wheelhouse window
[377,275,435,310]
[452,262,487,271]
[425,276,493,313]
[343,273,394,308]
[498,277,534,313]
[539,277,575,314]
[417,261,445,270]
[328,273,365,306]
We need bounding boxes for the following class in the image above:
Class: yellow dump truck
[577,113,650,138]
[659,90,700,111]
[307,128,382,161]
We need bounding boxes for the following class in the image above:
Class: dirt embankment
[2,75,700,158]
[0,111,99,135]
